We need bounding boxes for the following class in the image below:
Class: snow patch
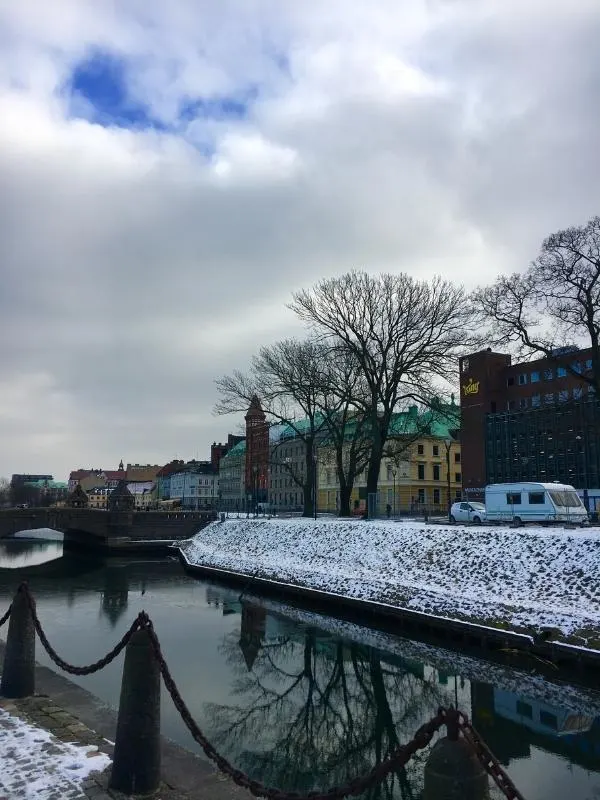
[181,518,600,639]
[0,706,111,799]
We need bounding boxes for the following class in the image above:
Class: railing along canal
[0,583,525,799]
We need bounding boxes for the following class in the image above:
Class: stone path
[0,696,190,799]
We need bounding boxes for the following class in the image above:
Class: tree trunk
[366,425,384,499]
[338,484,352,517]
[303,444,315,517]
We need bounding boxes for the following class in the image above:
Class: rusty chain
[145,619,445,799]
[458,712,526,800]
[19,583,147,676]
[5,584,526,799]
[0,604,11,627]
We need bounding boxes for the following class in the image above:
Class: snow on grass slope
[181,518,600,643]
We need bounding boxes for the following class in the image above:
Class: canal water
[2,538,600,799]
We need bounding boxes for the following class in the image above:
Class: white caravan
[484,482,588,525]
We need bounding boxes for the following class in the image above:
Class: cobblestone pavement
[0,696,192,799]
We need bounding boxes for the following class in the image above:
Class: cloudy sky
[1,0,599,480]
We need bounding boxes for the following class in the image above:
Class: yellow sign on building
[462,377,480,397]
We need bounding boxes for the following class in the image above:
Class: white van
[485,482,588,526]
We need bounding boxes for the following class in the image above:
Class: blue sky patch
[67,49,166,130]
[179,84,259,123]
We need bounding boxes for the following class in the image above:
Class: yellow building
[317,403,461,515]
[86,486,110,509]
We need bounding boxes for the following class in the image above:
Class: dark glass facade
[485,396,600,489]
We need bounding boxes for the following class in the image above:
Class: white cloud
[0,0,599,478]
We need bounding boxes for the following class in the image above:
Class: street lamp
[391,468,397,517]
[313,444,318,521]
[576,434,589,510]
[252,465,259,516]
[445,438,453,523]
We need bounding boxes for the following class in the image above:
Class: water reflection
[207,601,453,797]
[0,539,63,569]
[1,542,600,799]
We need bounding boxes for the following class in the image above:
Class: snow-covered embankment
[179,518,600,646]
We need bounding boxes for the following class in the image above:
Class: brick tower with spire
[244,395,269,507]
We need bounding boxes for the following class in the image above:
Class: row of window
[417,463,461,482]
[507,384,595,410]
[415,444,461,461]
[413,488,462,504]
[509,359,593,387]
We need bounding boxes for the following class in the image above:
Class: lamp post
[252,465,258,516]
[576,434,589,510]
[313,443,318,521]
[392,468,397,517]
[445,438,452,523]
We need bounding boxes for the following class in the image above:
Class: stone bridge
[0,507,216,553]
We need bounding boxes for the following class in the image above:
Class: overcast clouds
[1,0,599,480]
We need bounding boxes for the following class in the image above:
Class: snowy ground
[0,706,110,799]
[181,518,600,645]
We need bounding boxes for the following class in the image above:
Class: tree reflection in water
[204,602,456,799]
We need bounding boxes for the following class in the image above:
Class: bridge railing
[0,584,525,799]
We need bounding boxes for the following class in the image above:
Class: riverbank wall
[178,517,600,673]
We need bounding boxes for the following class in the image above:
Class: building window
[462,358,469,373]
[531,394,541,407]
[455,472,461,483]
[417,444,424,455]
[518,373,528,385]
[506,492,521,505]
[543,369,554,380]
[519,398,528,409]
[506,376,515,387]
[558,390,569,403]
[433,465,440,481]
[507,400,516,410]
[557,366,567,378]
[544,393,555,405]
[433,488,440,504]
[572,361,582,374]
[529,492,545,504]
[418,464,425,480]
[418,488,425,504]
[454,452,461,463]
[530,371,540,383]
[433,445,439,457]
[573,386,583,399]
[585,358,593,371]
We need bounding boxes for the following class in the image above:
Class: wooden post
[1,586,35,698]
[109,628,161,794]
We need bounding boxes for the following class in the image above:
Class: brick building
[244,396,269,508]
[459,347,599,508]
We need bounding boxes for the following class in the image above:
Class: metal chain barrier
[458,712,526,800]
[19,583,147,676]
[5,584,526,799]
[0,604,11,627]
[145,619,445,800]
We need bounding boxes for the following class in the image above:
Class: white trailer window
[528,492,545,504]
[506,492,522,504]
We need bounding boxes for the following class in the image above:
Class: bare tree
[316,349,372,517]
[475,216,600,390]
[290,272,477,502]
[0,477,10,507]
[215,338,331,517]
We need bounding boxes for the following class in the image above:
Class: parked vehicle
[484,482,588,525]
[450,501,486,524]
